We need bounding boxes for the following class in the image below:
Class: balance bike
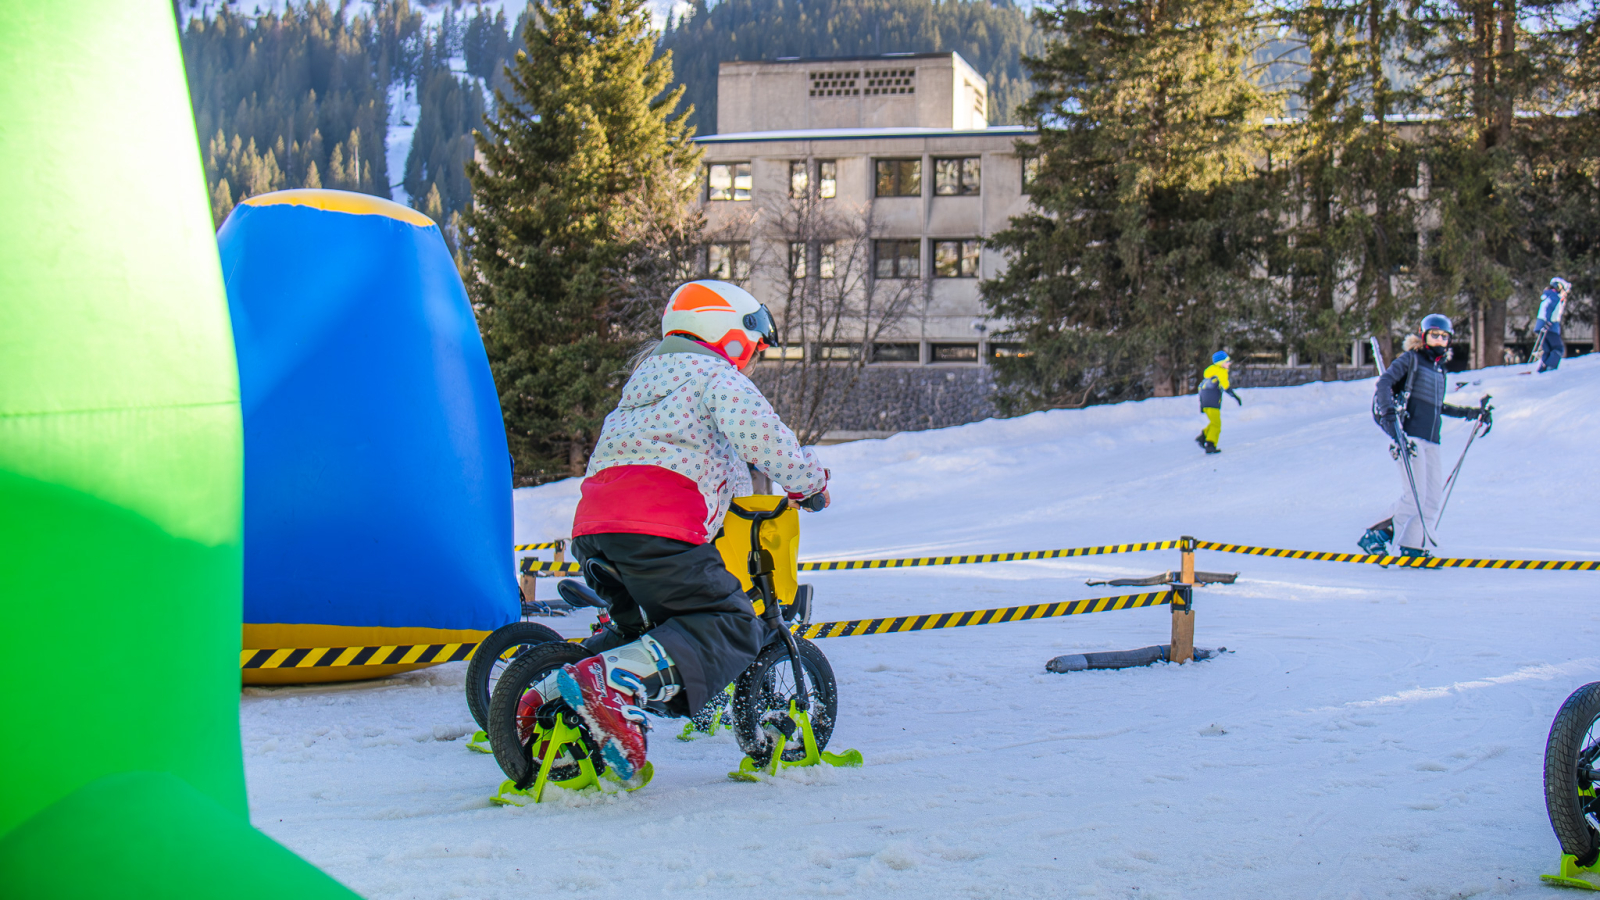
[483,499,859,804]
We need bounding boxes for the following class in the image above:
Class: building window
[818,160,837,199]
[762,345,804,361]
[864,68,916,95]
[707,242,750,280]
[874,239,921,278]
[809,70,860,97]
[931,343,979,363]
[707,163,751,201]
[1021,156,1040,194]
[875,159,921,197]
[933,239,982,278]
[872,342,920,363]
[934,157,981,196]
[988,343,1029,360]
[788,241,838,279]
[818,344,859,360]
[790,161,809,199]
[791,159,837,199]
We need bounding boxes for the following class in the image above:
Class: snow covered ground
[244,354,1600,899]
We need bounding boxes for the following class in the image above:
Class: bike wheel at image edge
[464,620,563,730]
[1545,681,1600,866]
[731,637,837,768]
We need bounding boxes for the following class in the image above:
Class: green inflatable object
[0,2,357,896]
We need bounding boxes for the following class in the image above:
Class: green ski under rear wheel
[486,641,590,786]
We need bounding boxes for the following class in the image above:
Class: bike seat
[556,578,610,611]
[582,558,625,592]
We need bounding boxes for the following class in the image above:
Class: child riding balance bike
[485,280,841,796]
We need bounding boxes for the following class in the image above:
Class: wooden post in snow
[1171,536,1196,663]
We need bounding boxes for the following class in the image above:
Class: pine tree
[1407,0,1573,363]
[983,0,1275,410]
[464,0,702,484]
[1278,0,1419,376]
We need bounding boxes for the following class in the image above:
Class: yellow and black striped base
[240,642,477,672]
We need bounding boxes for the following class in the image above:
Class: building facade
[696,53,1032,435]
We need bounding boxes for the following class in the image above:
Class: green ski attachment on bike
[490,715,652,805]
[467,730,492,754]
[1543,854,1600,890]
[678,684,735,741]
[729,700,862,781]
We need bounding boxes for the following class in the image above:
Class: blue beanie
[1212,351,1229,364]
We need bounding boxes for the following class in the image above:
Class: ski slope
[244,354,1600,899]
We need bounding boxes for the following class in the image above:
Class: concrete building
[695,53,1034,434]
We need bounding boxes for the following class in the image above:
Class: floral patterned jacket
[571,336,828,544]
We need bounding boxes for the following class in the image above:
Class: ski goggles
[743,305,777,346]
[1425,329,1452,342]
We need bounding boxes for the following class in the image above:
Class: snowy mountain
[247,354,1600,899]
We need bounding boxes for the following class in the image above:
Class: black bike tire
[486,641,589,785]
[464,621,563,730]
[1545,681,1600,865]
[731,637,838,768]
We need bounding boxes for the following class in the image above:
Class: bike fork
[749,522,810,713]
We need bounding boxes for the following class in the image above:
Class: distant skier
[1357,315,1492,558]
[1194,351,1242,454]
[1534,276,1571,372]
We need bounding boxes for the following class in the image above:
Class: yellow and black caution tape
[1194,540,1600,570]
[514,540,565,552]
[796,589,1175,639]
[522,559,583,575]
[518,540,1180,577]
[240,642,477,670]
[796,541,1180,572]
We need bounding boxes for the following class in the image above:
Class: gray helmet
[1420,313,1453,334]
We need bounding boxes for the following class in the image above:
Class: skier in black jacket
[1357,314,1492,558]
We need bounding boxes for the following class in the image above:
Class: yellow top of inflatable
[239,189,435,228]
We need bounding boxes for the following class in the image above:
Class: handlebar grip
[798,492,827,513]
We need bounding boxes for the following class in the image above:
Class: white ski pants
[1390,440,1442,550]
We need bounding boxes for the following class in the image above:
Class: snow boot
[1201,439,1221,454]
[1357,524,1393,556]
[557,635,680,782]
[1398,546,1435,566]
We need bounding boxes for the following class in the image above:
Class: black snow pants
[570,532,772,717]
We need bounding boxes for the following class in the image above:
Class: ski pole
[1436,395,1490,530]
[1529,331,1546,369]
[1395,437,1437,548]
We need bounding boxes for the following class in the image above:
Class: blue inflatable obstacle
[220,189,518,683]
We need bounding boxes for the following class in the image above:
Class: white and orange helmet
[661,280,776,368]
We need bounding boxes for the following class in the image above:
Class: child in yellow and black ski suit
[1195,351,1242,454]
